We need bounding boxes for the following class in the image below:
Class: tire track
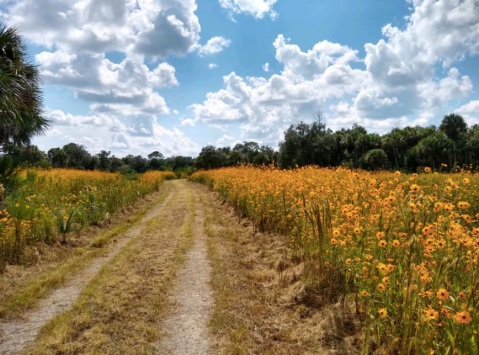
[159,182,213,355]
[0,183,176,355]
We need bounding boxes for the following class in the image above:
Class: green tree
[228,150,243,166]
[48,148,67,168]
[253,153,269,166]
[148,151,165,171]
[382,130,403,169]
[340,124,368,167]
[233,142,260,164]
[279,123,309,168]
[4,144,46,166]
[359,149,389,170]
[167,156,194,171]
[196,146,228,170]
[63,143,90,169]
[122,155,148,173]
[440,113,467,167]
[415,132,452,169]
[466,125,479,165]
[96,150,111,171]
[109,156,122,172]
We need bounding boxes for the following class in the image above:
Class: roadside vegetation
[192,166,479,354]
[0,169,174,266]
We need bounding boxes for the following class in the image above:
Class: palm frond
[0,22,50,147]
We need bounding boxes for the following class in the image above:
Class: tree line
[2,112,478,176]
[278,112,478,171]
[196,113,478,172]
[2,143,194,175]
[1,140,275,174]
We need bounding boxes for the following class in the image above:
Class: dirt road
[0,180,214,355]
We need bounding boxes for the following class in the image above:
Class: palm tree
[439,114,467,167]
[0,23,49,152]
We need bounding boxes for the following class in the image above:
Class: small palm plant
[56,208,76,244]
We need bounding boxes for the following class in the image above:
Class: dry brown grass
[22,180,195,355]
[195,183,363,355]
[0,184,172,320]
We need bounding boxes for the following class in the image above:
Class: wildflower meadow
[192,166,479,354]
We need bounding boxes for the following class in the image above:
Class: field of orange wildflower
[191,166,479,354]
[0,169,175,263]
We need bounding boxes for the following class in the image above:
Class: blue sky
[1,0,479,157]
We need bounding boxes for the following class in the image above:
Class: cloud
[219,0,278,19]
[124,123,201,156]
[4,0,479,153]
[110,133,130,149]
[2,0,201,58]
[40,109,200,156]
[62,134,105,153]
[273,35,360,81]
[188,38,364,144]
[417,68,472,110]
[216,134,234,146]
[133,125,201,156]
[188,0,479,144]
[132,0,201,59]
[456,99,479,114]
[389,0,479,67]
[180,118,196,126]
[36,51,177,117]
[1,0,209,157]
[208,63,218,69]
[197,36,231,56]
[45,109,112,127]
[455,99,479,125]
[44,128,63,137]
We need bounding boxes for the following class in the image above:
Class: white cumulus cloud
[216,134,234,146]
[219,0,278,19]
[45,110,112,127]
[455,99,479,125]
[2,0,201,58]
[36,52,178,118]
[197,36,231,56]
[188,0,479,144]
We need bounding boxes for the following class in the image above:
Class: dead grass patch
[195,183,362,355]
[22,180,195,355]
[0,183,172,320]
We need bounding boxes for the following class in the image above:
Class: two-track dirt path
[0,180,216,355]
[159,184,213,355]
[0,183,176,355]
